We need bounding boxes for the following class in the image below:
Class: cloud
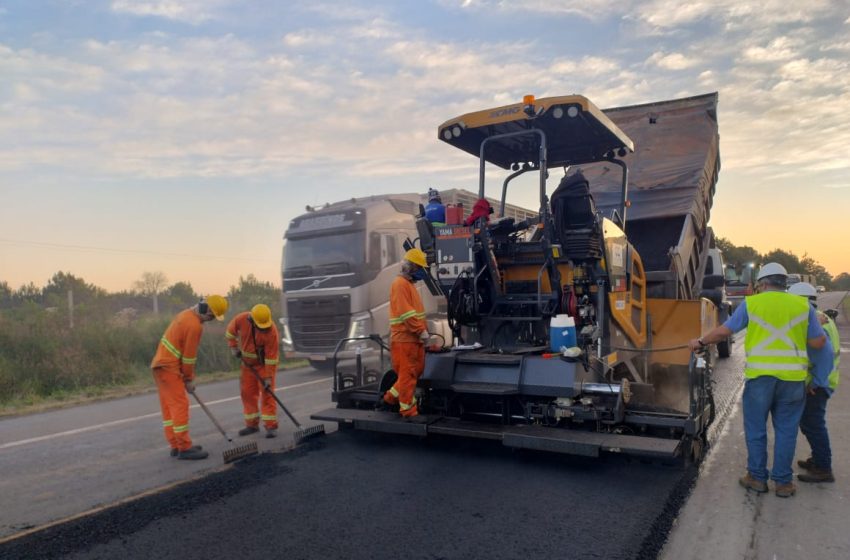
[742,36,802,63]
[646,51,699,70]
[282,30,335,49]
[110,0,231,24]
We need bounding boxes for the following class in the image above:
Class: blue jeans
[742,376,806,484]
[799,387,832,470]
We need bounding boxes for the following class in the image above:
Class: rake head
[294,424,326,445]
[223,441,259,464]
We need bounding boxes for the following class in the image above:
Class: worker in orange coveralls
[226,304,281,438]
[151,295,229,460]
[379,248,431,423]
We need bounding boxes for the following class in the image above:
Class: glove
[419,331,431,343]
[230,347,242,359]
[184,380,196,394]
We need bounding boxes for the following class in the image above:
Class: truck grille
[288,295,351,352]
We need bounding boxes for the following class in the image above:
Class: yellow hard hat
[250,303,273,329]
[206,295,228,321]
[404,248,427,268]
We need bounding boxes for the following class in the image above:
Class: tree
[761,249,802,274]
[134,271,168,315]
[227,274,280,318]
[799,254,831,288]
[164,281,198,312]
[42,272,104,308]
[833,272,850,291]
[0,281,11,309]
[715,237,760,268]
[14,282,42,304]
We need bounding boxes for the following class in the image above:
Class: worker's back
[743,291,810,381]
[389,275,425,343]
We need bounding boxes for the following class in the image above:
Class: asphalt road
[5,292,842,559]
[0,327,752,560]
[0,366,334,539]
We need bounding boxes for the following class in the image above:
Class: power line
[0,238,278,264]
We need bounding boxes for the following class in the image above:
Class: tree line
[0,271,283,407]
[716,238,849,290]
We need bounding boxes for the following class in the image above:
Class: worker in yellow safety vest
[788,282,840,483]
[689,262,827,498]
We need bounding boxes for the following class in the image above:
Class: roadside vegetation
[0,272,293,414]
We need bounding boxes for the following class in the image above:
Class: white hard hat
[756,262,787,281]
[788,282,817,298]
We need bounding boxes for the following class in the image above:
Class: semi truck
[280,191,535,370]
[315,92,727,463]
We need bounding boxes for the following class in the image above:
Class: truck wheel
[717,337,731,359]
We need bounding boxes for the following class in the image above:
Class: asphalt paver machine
[314,94,720,462]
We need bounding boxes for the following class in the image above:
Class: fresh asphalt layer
[0,366,333,539]
[0,325,755,560]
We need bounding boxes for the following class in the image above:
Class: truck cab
[280,195,443,370]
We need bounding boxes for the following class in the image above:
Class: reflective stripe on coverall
[384,275,427,417]
[151,309,203,451]
[226,311,281,429]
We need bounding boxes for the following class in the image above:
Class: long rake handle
[191,391,232,441]
[243,360,302,429]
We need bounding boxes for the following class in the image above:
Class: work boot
[797,457,816,470]
[177,447,209,460]
[798,467,835,483]
[738,473,768,493]
[265,428,277,439]
[170,445,203,457]
[374,396,397,412]
[238,426,260,437]
[775,482,796,498]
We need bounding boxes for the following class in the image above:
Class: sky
[1,0,849,295]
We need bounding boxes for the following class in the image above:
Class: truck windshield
[284,231,365,277]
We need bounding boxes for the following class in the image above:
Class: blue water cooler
[550,314,577,352]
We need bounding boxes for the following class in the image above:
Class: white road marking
[0,377,332,451]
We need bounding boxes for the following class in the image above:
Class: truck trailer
[314,92,724,463]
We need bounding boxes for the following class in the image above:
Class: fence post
[68,289,74,329]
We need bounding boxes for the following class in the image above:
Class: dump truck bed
[581,93,721,298]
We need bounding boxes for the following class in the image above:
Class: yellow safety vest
[822,314,841,390]
[743,291,810,381]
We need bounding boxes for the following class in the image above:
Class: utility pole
[153,292,159,315]
[68,289,74,329]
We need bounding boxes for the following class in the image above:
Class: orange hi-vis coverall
[226,312,281,430]
[151,309,203,451]
[384,275,427,417]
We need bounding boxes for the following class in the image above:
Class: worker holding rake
[151,295,229,460]
[227,304,281,438]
